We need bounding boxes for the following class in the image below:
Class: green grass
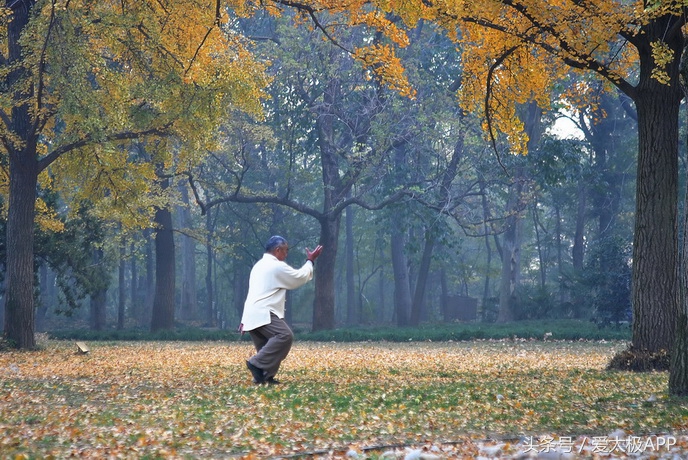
[46,319,630,343]
[2,339,686,459]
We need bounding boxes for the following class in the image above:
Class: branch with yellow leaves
[37,123,173,173]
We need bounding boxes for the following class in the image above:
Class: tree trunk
[36,264,50,333]
[496,103,541,323]
[3,3,38,349]
[144,229,156,324]
[670,313,688,395]
[179,185,197,321]
[312,216,340,331]
[90,247,107,330]
[205,210,216,327]
[631,78,680,353]
[150,175,176,331]
[668,39,688,395]
[90,289,107,331]
[345,203,357,326]
[310,76,347,332]
[670,150,688,394]
[497,172,524,323]
[118,242,126,330]
[572,183,587,272]
[410,230,435,325]
[391,227,412,326]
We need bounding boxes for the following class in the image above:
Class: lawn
[1,339,687,458]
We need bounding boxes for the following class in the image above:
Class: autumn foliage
[1,340,686,458]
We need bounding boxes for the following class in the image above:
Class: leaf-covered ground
[1,339,688,458]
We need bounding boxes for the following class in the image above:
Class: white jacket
[240,253,314,331]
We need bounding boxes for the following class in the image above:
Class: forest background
[1,1,683,377]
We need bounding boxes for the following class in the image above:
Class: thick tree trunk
[668,40,688,395]
[150,194,176,331]
[4,154,38,348]
[670,313,688,395]
[631,83,680,353]
[3,2,37,349]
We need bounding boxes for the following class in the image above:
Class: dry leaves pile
[1,339,687,459]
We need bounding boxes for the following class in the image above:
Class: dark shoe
[265,377,281,385]
[246,360,265,384]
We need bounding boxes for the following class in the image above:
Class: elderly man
[241,235,323,384]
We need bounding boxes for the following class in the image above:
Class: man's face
[275,244,289,261]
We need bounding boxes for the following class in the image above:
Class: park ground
[2,338,688,458]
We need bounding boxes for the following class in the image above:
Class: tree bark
[90,247,107,330]
[118,242,126,330]
[205,210,216,327]
[631,76,680,353]
[572,183,587,272]
[150,175,176,332]
[179,184,197,321]
[3,2,38,349]
[312,216,340,330]
[410,231,435,325]
[497,199,521,322]
[345,204,357,326]
[391,227,412,326]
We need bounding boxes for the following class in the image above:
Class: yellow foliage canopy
[1,0,271,228]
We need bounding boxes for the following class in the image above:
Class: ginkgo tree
[263,0,682,363]
[426,0,684,365]
[1,0,269,348]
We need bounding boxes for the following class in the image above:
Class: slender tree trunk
[312,216,340,331]
[496,102,541,323]
[377,243,386,323]
[205,210,216,327]
[497,202,521,323]
[129,242,139,322]
[533,204,546,289]
[150,175,176,331]
[410,230,435,325]
[36,264,50,332]
[144,229,156,324]
[572,183,587,272]
[118,242,126,330]
[391,228,412,327]
[479,179,493,319]
[179,185,197,321]
[90,248,107,330]
[345,204,357,326]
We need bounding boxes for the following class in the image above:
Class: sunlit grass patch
[1,340,687,458]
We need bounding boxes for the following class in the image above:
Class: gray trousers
[247,314,294,379]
